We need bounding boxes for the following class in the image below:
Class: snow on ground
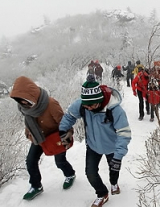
[0,79,158,207]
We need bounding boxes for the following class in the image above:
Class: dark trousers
[150,104,157,119]
[85,146,119,197]
[126,75,134,87]
[137,90,151,117]
[26,143,75,188]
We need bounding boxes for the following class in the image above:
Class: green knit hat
[81,75,104,105]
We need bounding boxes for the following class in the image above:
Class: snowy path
[0,85,158,207]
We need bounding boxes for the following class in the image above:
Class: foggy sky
[0,0,160,39]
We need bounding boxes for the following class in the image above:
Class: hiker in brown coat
[10,76,75,200]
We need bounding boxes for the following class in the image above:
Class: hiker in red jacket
[132,68,152,121]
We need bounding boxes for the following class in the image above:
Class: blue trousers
[85,146,120,197]
[26,143,75,188]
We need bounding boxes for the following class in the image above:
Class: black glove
[59,130,73,149]
[109,158,121,172]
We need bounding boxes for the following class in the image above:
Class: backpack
[137,71,149,90]
[94,64,103,76]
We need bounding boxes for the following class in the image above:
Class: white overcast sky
[0,0,160,39]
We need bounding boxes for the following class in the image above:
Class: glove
[109,158,121,172]
[133,90,137,96]
[59,130,73,149]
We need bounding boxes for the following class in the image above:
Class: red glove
[133,90,137,96]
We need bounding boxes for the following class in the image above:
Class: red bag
[147,90,160,105]
[40,131,73,156]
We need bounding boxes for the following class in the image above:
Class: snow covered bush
[137,127,160,207]
[0,98,29,187]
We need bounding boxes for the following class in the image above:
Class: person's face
[82,103,100,111]
[19,100,34,108]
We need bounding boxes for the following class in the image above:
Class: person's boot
[150,118,154,122]
[63,175,76,189]
[23,186,43,200]
[91,194,109,207]
[111,184,120,195]
[138,116,143,121]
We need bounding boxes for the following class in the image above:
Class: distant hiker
[111,65,124,79]
[122,61,135,87]
[87,60,95,76]
[147,78,159,122]
[59,75,131,207]
[147,63,160,122]
[10,76,75,200]
[111,65,124,91]
[94,60,103,83]
[132,69,153,121]
[132,60,144,77]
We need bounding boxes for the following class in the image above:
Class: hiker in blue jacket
[59,75,131,207]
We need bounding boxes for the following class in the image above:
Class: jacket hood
[10,76,41,104]
[107,88,122,109]
[137,64,144,68]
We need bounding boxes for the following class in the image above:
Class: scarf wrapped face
[18,88,49,145]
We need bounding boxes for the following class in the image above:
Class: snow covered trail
[0,85,158,207]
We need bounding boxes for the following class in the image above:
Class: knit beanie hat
[81,75,104,105]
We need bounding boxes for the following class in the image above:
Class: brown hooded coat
[10,76,64,140]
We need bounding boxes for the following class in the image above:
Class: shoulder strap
[104,108,113,123]
[79,104,87,127]
[79,104,88,140]
[80,104,113,124]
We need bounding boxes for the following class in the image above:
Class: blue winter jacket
[59,88,131,160]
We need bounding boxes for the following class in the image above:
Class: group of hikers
[87,60,103,83]
[9,58,159,207]
[10,72,131,207]
[112,60,160,122]
[90,59,158,123]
